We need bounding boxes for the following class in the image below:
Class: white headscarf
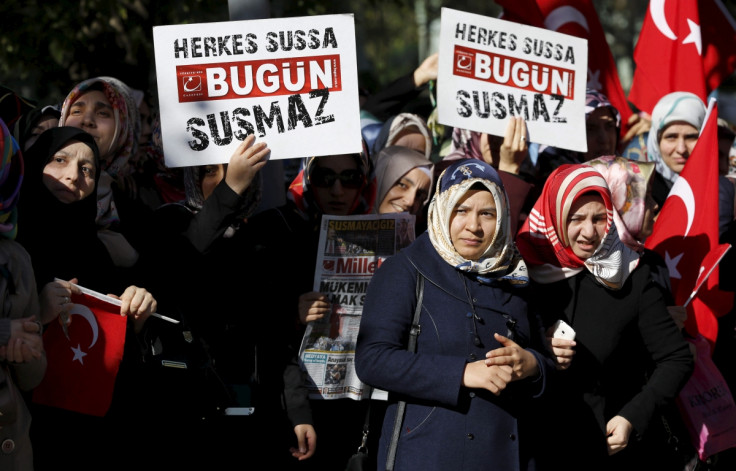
[647,92,706,185]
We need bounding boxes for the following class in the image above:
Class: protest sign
[153,14,361,167]
[437,7,588,152]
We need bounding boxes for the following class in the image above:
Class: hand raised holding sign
[225,134,270,195]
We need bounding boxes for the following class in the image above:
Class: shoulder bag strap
[386,270,424,471]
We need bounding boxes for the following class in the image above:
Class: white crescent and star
[544,6,589,33]
[662,176,696,280]
[650,0,702,55]
[651,0,677,40]
[668,176,696,236]
[66,304,100,364]
[543,7,604,91]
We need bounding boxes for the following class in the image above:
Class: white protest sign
[153,14,361,167]
[437,8,588,153]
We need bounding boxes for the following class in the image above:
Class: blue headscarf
[427,159,527,284]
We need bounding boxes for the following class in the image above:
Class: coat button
[469,392,476,398]
[1,439,15,454]
[467,433,474,440]
[469,353,477,360]
[509,434,516,441]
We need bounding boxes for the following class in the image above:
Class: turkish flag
[33,290,127,417]
[644,100,734,348]
[629,0,736,115]
[497,0,633,138]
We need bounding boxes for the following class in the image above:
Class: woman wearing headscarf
[15,103,61,152]
[372,145,434,234]
[0,117,46,471]
[17,126,115,291]
[249,146,380,470]
[369,112,433,163]
[59,76,144,267]
[645,92,706,211]
[516,164,693,470]
[355,159,554,471]
[17,126,158,471]
[141,135,316,469]
[535,89,623,182]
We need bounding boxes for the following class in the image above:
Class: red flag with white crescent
[629,0,736,115]
[644,99,734,348]
[32,290,127,417]
[498,0,634,138]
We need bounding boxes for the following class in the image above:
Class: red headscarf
[516,164,639,289]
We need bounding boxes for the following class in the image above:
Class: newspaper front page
[299,213,415,400]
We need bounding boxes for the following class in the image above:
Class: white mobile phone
[552,319,576,340]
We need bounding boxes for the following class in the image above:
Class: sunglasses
[310,167,365,189]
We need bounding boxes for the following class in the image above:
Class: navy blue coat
[355,233,554,471]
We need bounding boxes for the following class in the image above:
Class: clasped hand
[463,333,539,395]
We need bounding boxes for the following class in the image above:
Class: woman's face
[25,115,59,151]
[658,122,699,174]
[64,90,117,164]
[201,164,225,200]
[566,193,607,260]
[42,140,97,203]
[450,189,497,261]
[310,155,364,215]
[378,167,431,215]
[584,107,618,161]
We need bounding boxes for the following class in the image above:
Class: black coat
[529,250,694,470]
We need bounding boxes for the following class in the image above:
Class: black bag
[346,396,372,471]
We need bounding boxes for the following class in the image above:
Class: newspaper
[298,213,415,400]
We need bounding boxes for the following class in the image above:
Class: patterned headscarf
[427,159,527,283]
[0,118,23,240]
[646,91,706,185]
[585,89,621,130]
[59,76,141,179]
[287,140,375,218]
[516,164,639,289]
[586,156,656,251]
[372,145,434,214]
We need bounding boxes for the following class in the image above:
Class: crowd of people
[0,18,735,471]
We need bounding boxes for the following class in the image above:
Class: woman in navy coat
[355,159,554,471]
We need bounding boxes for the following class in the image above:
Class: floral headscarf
[516,164,639,289]
[646,92,706,185]
[59,76,141,179]
[0,118,23,240]
[427,159,527,284]
[586,156,656,251]
[372,145,434,213]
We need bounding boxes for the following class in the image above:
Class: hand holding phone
[551,319,576,340]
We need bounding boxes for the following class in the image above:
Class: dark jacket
[529,250,694,470]
[356,233,553,471]
[136,181,313,468]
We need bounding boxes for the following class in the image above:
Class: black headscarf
[17,126,115,288]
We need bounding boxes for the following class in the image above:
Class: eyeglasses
[309,167,365,189]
